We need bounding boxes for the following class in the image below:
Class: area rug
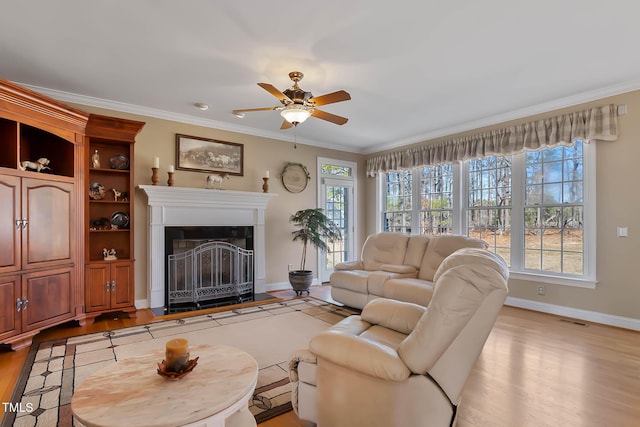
[4,298,359,427]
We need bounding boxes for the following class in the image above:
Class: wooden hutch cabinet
[84,114,144,322]
[0,78,88,350]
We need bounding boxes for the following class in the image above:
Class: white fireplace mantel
[138,185,276,309]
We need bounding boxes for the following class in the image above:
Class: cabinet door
[110,261,134,309]
[85,264,110,312]
[21,267,73,332]
[0,175,21,274]
[22,178,74,269]
[0,275,21,340]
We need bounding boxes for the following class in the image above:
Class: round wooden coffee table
[71,344,258,427]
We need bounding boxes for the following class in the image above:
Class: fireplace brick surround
[138,185,276,310]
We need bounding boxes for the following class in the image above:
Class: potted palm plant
[289,208,342,295]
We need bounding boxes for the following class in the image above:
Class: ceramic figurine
[91,150,101,168]
[206,173,229,189]
[19,157,50,172]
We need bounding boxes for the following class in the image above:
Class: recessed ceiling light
[233,111,245,118]
[194,103,209,111]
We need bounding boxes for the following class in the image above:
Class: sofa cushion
[368,270,419,296]
[360,325,407,351]
[382,278,434,307]
[330,270,370,293]
[334,259,364,270]
[417,235,488,281]
[360,298,426,335]
[361,232,409,271]
[403,235,430,269]
[380,264,416,274]
[310,316,411,381]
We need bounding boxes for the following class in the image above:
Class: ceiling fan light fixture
[281,104,311,124]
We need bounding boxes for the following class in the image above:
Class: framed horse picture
[175,134,244,176]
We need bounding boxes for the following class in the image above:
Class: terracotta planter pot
[289,270,313,295]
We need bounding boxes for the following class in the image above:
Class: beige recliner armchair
[289,248,508,427]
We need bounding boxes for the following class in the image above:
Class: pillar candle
[168,165,175,173]
[165,338,189,372]
[153,157,160,168]
[265,170,270,178]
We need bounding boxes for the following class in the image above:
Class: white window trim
[375,143,596,288]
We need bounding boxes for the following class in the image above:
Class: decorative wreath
[282,162,310,180]
[281,162,311,193]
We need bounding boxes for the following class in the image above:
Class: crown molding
[17,82,360,154]
[19,78,640,156]
[364,78,640,154]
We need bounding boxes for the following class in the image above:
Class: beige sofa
[290,248,509,426]
[330,232,488,309]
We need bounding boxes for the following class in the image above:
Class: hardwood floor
[2,286,639,426]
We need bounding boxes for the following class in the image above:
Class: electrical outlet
[537,286,546,296]
[287,264,293,271]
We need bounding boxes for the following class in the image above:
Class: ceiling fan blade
[232,107,281,114]
[258,83,293,104]
[280,119,294,130]
[308,90,351,107]
[311,109,349,125]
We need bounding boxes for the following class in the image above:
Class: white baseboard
[135,299,150,309]
[505,297,640,331]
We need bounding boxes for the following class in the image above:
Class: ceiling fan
[232,71,351,129]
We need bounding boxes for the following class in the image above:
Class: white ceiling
[1,0,639,154]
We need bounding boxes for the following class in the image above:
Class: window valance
[366,103,618,176]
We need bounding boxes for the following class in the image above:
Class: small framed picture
[175,134,243,176]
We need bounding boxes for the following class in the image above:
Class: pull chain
[294,125,298,149]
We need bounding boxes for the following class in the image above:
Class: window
[378,140,594,286]
[383,165,454,234]
[418,164,454,235]
[321,163,352,177]
[466,156,512,265]
[383,170,412,233]
[522,142,584,275]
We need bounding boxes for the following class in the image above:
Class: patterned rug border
[3,297,359,427]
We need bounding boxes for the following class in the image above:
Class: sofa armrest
[361,298,426,335]
[289,348,317,416]
[289,348,317,383]
[310,330,411,381]
[334,260,364,270]
[380,264,417,274]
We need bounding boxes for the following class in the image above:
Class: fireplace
[165,226,254,313]
[138,185,276,313]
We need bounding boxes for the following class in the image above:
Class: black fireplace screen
[165,226,254,312]
[168,241,253,310]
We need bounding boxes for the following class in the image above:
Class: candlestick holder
[151,167,159,185]
[262,177,269,193]
[167,172,174,186]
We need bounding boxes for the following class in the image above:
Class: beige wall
[75,88,640,322]
[364,90,640,321]
[72,104,366,302]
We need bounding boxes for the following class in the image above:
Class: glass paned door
[320,177,354,283]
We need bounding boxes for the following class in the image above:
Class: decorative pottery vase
[288,270,314,295]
